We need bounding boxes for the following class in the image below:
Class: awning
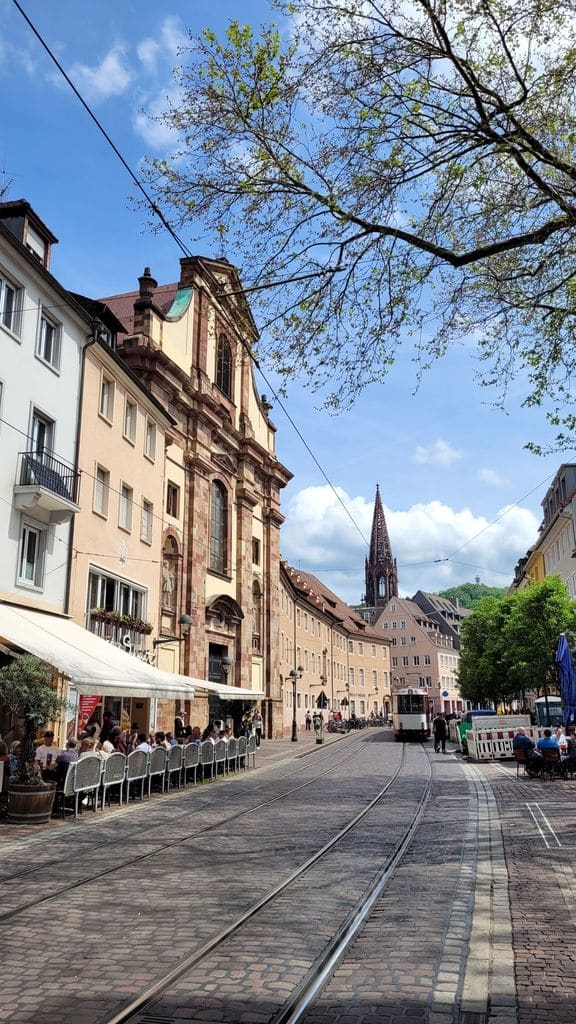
[0,603,193,700]
[0,603,265,701]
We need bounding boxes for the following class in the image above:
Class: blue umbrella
[555,633,576,728]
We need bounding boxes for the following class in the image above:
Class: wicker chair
[73,755,102,817]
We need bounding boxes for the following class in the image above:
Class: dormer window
[216,333,232,398]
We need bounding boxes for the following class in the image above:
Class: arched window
[216,334,232,397]
[210,481,228,574]
[252,580,262,650]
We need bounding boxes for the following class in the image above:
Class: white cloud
[133,85,182,149]
[281,485,539,603]
[478,468,509,487]
[137,38,161,72]
[67,46,131,102]
[411,439,465,467]
[137,16,187,73]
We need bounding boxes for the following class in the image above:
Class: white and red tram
[392,688,432,741]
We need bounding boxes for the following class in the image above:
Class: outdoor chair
[73,755,102,817]
[247,735,257,769]
[237,735,247,770]
[165,744,183,790]
[200,740,215,780]
[542,748,565,780]
[213,739,227,777]
[226,738,238,773]
[55,761,77,818]
[100,752,126,809]
[183,743,200,786]
[148,746,168,795]
[124,750,148,804]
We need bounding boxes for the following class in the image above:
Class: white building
[0,200,95,612]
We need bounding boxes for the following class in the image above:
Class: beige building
[280,563,391,735]
[510,463,576,596]
[67,310,176,734]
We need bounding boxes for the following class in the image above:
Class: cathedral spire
[365,484,398,606]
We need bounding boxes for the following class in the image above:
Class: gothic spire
[365,484,398,606]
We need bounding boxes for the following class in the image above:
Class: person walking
[305,711,312,731]
[432,713,448,754]
[253,710,263,747]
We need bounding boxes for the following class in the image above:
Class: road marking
[526,802,562,848]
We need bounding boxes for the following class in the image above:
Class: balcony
[13,449,81,523]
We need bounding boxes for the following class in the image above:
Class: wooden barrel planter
[7,782,56,824]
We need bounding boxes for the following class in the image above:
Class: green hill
[436,582,507,610]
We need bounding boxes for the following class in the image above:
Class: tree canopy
[147,0,576,448]
[437,582,507,610]
[458,576,576,705]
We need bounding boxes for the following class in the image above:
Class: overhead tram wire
[11,2,560,567]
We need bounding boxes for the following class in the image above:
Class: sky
[1,0,570,603]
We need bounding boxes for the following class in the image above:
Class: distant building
[279,562,391,734]
[510,463,576,594]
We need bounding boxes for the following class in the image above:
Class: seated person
[513,727,543,773]
[555,727,567,752]
[35,731,62,770]
[536,728,560,752]
[54,739,79,785]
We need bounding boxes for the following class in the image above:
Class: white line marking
[526,803,550,847]
[533,801,562,847]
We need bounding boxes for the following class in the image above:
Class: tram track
[0,731,394,922]
[98,742,432,1024]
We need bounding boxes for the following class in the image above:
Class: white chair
[226,738,238,773]
[165,744,184,790]
[100,752,126,809]
[73,755,101,817]
[213,739,227,777]
[148,746,168,795]
[124,750,148,804]
[237,736,248,770]
[183,743,200,786]
[247,735,257,768]
[200,740,215,780]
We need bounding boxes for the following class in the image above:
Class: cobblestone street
[2,730,576,1024]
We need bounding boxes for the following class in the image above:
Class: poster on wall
[77,694,102,735]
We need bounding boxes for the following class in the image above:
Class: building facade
[105,258,292,736]
[510,464,576,596]
[280,563,391,735]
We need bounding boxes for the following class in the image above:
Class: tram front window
[397,694,424,715]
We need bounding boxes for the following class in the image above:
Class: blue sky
[1,0,568,602]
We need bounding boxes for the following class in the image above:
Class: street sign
[442,690,449,697]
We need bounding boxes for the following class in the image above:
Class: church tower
[364,484,398,606]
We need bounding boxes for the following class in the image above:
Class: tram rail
[98,743,431,1024]
[0,731,394,922]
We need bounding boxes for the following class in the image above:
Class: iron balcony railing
[18,448,80,504]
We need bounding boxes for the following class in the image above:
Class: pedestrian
[305,710,312,731]
[432,713,448,754]
[253,710,263,746]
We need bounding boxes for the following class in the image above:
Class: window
[413,655,420,666]
[99,376,114,421]
[360,701,365,716]
[359,669,364,687]
[123,399,137,443]
[18,522,45,587]
[93,465,110,517]
[36,311,61,369]
[390,602,397,612]
[400,619,406,629]
[252,580,262,647]
[400,637,407,646]
[348,668,354,686]
[210,480,228,573]
[402,656,409,666]
[252,537,261,564]
[392,621,397,629]
[296,608,301,627]
[144,419,156,461]
[87,569,146,625]
[348,640,354,653]
[382,621,388,629]
[166,481,180,519]
[372,670,378,687]
[141,499,153,544]
[424,654,431,665]
[119,483,133,532]
[392,656,398,667]
[358,642,364,655]
[0,271,22,336]
[371,644,376,657]
[216,334,232,397]
[410,636,416,645]
[303,613,308,631]
[31,410,54,455]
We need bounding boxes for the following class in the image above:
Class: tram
[392,688,432,741]
[534,695,563,728]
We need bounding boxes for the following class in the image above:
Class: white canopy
[0,603,264,701]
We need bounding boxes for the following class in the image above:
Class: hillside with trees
[437,583,507,610]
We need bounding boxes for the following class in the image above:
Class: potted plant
[0,653,66,824]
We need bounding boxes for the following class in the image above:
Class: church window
[215,334,232,397]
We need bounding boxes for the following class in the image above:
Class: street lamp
[153,613,193,648]
[289,665,304,742]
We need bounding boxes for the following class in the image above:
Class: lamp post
[289,665,304,742]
